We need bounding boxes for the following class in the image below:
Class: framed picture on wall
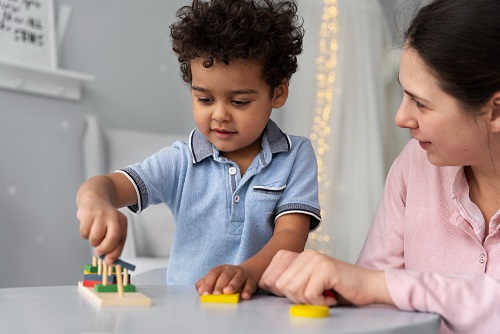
[0,0,58,68]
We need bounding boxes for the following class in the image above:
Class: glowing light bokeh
[306,0,339,255]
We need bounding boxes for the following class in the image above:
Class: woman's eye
[411,97,425,109]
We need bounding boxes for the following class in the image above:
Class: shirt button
[234,195,240,203]
[479,254,486,263]
[229,166,237,175]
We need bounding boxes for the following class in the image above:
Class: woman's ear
[272,82,289,109]
[489,92,500,133]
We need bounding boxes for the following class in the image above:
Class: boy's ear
[272,82,289,109]
[489,92,500,133]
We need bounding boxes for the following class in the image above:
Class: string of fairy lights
[306,0,339,255]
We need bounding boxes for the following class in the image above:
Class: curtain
[278,0,409,263]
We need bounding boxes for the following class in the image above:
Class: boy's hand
[76,173,135,265]
[77,197,127,265]
[195,265,257,300]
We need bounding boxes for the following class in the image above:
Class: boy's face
[190,57,288,162]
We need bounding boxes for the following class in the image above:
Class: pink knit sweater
[357,139,500,334]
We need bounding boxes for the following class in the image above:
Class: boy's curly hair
[170,0,304,90]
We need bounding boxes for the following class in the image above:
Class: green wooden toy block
[84,264,98,273]
[94,284,136,293]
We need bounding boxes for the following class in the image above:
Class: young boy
[76,0,321,300]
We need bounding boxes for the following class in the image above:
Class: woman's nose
[395,99,418,129]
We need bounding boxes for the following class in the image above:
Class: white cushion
[83,114,185,278]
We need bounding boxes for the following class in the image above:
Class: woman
[259,0,500,333]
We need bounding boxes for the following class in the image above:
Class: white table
[0,285,440,333]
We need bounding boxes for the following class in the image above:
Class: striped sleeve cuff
[115,168,148,214]
[275,203,322,230]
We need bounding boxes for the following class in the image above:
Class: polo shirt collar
[189,119,291,164]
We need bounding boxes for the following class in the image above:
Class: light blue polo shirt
[119,120,321,285]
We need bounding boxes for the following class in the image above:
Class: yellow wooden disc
[289,305,329,318]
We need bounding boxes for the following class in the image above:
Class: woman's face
[395,47,490,167]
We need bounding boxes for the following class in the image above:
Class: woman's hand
[258,250,300,296]
[260,249,393,306]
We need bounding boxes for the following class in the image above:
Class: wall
[0,95,90,288]
[58,0,194,134]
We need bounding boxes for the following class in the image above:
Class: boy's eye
[232,100,250,106]
[197,97,212,104]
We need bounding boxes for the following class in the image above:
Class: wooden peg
[124,268,129,286]
[92,256,97,266]
[116,265,124,298]
[102,262,108,286]
[98,258,102,275]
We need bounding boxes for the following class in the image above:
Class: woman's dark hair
[404,0,500,114]
[170,0,304,90]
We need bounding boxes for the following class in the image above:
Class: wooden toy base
[78,282,152,307]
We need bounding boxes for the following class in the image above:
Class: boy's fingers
[88,219,106,247]
[97,238,125,264]
[104,246,124,265]
[223,267,249,293]
[78,216,92,239]
[195,278,205,294]
[240,279,257,300]
[94,215,127,260]
[198,266,247,295]
[94,226,116,254]
[222,267,256,298]
[213,267,237,294]
[199,267,224,294]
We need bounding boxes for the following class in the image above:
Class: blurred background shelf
[0,60,93,101]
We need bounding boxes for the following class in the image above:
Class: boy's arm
[240,213,310,285]
[196,213,310,299]
[76,172,138,264]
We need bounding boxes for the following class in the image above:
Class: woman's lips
[419,141,431,150]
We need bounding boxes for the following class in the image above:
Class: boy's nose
[212,103,231,122]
